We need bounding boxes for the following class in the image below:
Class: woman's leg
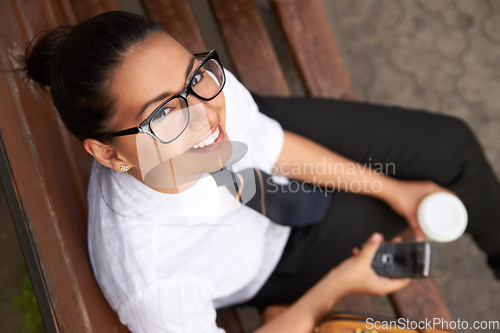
[252,95,500,285]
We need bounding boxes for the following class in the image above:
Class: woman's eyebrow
[136,56,197,119]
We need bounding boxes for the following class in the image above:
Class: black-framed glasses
[106,49,225,144]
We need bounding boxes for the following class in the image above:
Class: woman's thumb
[361,233,384,258]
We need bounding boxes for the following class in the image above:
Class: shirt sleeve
[117,276,225,333]
[223,70,285,174]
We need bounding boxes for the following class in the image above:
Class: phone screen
[372,242,431,278]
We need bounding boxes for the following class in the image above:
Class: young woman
[24,11,500,333]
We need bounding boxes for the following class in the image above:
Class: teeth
[192,127,220,149]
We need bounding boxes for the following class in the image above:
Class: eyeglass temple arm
[193,50,213,58]
[107,127,141,138]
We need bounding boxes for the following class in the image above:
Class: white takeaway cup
[417,192,468,243]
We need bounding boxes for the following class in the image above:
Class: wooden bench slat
[389,276,453,328]
[272,0,355,99]
[0,1,129,332]
[0,5,91,333]
[211,0,290,97]
[262,294,380,324]
[141,0,206,52]
[332,295,380,315]
[69,0,120,22]
[39,0,78,27]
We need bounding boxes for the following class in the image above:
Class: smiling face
[106,32,231,192]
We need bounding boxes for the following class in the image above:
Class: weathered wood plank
[141,0,206,52]
[211,0,290,96]
[70,0,120,21]
[389,276,454,329]
[332,295,380,315]
[272,0,355,99]
[0,0,128,331]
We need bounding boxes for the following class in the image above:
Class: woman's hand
[328,233,410,297]
[380,179,455,240]
[255,233,409,333]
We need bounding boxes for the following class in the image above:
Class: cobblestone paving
[322,1,500,331]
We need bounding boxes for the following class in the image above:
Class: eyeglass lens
[190,59,224,99]
[150,58,224,143]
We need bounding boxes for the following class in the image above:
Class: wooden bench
[0,0,452,332]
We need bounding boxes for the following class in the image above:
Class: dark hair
[24,11,164,141]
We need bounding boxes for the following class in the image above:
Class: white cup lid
[417,192,468,242]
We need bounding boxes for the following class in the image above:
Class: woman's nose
[187,95,218,129]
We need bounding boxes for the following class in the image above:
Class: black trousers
[243,95,500,307]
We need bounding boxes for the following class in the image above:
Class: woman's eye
[156,107,172,119]
[192,72,203,87]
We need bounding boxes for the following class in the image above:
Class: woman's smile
[187,124,225,153]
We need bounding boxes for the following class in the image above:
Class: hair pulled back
[24,11,164,141]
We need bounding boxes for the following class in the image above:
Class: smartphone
[371,241,431,278]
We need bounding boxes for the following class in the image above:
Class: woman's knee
[421,114,478,167]
[437,115,476,149]
[418,114,480,186]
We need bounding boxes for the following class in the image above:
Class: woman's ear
[83,138,127,172]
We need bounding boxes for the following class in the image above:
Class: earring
[120,165,129,172]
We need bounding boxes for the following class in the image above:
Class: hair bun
[25,25,73,86]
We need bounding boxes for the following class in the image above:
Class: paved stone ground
[0,0,498,332]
